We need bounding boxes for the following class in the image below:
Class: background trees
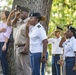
[48,0,76,35]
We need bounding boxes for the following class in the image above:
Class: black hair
[67,26,76,38]
[29,12,42,22]
[3,10,10,19]
[36,16,42,22]
[73,32,76,38]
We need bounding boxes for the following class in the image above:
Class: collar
[33,22,41,30]
[55,36,61,39]
[69,36,75,41]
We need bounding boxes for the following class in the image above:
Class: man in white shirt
[48,29,63,75]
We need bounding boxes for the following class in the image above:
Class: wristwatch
[4,42,7,44]
[42,56,45,58]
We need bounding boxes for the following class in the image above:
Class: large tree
[8,0,53,75]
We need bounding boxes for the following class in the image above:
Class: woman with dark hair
[59,26,76,75]
[28,12,48,75]
[0,10,12,75]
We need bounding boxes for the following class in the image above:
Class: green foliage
[48,0,76,34]
[6,0,13,6]
[0,0,13,10]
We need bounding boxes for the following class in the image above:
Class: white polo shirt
[48,37,63,54]
[62,36,76,57]
[29,22,47,53]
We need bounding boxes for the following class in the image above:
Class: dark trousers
[30,52,48,75]
[66,57,76,75]
[52,54,61,75]
[0,42,8,75]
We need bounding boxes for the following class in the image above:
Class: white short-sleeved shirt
[48,37,63,54]
[29,22,47,53]
[62,36,76,57]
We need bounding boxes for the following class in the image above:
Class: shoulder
[37,25,41,28]
[48,38,54,40]
[37,24,45,31]
[73,38,76,42]
[0,21,2,23]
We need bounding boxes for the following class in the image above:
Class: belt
[65,57,75,59]
[18,44,26,47]
[52,54,61,56]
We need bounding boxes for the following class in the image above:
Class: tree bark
[7,31,16,75]
[7,0,53,75]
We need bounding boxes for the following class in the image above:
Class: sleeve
[73,39,76,52]
[11,20,20,28]
[62,40,68,47]
[62,42,65,47]
[48,38,54,44]
[3,26,12,38]
[38,27,47,41]
[3,24,7,28]
[11,20,17,28]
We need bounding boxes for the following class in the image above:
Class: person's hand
[72,65,76,71]
[48,31,55,38]
[41,56,47,63]
[20,46,29,55]
[26,18,31,27]
[9,10,15,17]
[15,11,21,19]
[0,28,6,32]
[62,33,66,39]
[2,43,7,52]
[20,50,28,55]
[58,60,64,66]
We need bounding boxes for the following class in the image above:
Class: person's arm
[7,10,21,26]
[48,31,55,38]
[11,11,21,26]
[41,39,48,63]
[59,33,67,47]
[72,52,76,70]
[75,52,76,66]
[7,10,15,26]
[11,17,18,26]
[25,21,30,37]
[73,39,76,70]
[21,22,30,54]
[2,37,8,51]
[42,39,48,58]
[38,26,48,62]
[2,25,12,51]
[21,37,29,55]
[59,37,66,47]
[0,28,6,33]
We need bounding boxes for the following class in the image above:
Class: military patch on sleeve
[37,25,41,28]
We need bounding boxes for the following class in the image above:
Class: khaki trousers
[15,46,32,75]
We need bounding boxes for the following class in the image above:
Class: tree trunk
[7,31,16,75]
[7,0,53,75]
